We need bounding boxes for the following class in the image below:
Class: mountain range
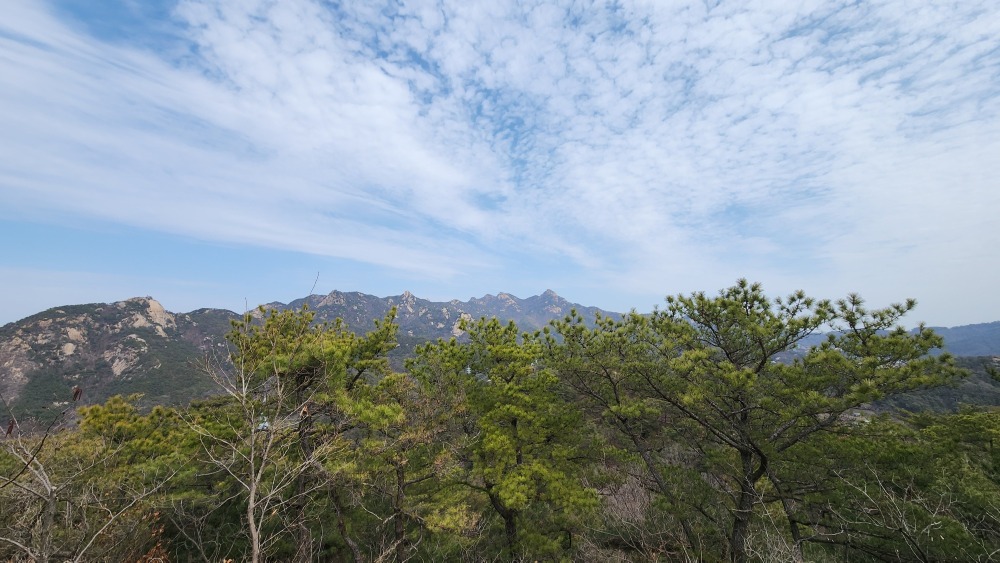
[1,290,998,417]
[0,290,611,415]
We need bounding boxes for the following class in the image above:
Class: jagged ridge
[0,290,616,415]
[2,291,997,417]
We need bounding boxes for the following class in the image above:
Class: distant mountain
[878,356,1000,413]
[926,322,1000,357]
[0,298,236,417]
[279,289,610,340]
[0,290,615,416]
[1,291,997,417]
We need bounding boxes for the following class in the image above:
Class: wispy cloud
[1,0,998,325]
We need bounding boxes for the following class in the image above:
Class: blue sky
[1,0,998,327]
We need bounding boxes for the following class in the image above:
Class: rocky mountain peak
[0,298,233,414]
[392,291,419,313]
[120,297,175,335]
[317,291,346,307]
[0,290,619,415]
[5,290,997,418]
[495,293,520,310]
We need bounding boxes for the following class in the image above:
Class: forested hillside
[3,281,998,562]
[0,290,614,414]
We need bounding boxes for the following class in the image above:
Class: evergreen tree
[550,280,962,562]
[409,317,598,560]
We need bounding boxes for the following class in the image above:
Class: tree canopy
[3,281,991,562]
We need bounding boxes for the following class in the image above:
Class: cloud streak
[1,0,998,325]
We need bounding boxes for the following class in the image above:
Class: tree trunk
[293,408,315,562]
[38,490,57,563]
[504,512,517,555]
[394,463,407,562]
[332,489,363,563]
[486,488,518,555]
[768,471,805,563]
[292,476,312,563]
[625,424,701,556]
[729,477,754,563]
[729,449,767,563]
[248,482,261,563]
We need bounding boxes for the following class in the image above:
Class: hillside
[0,290,615,416]
[2,290,998,418]
[277,289,608,340]
[926,322,1000,356]
[0,298,235,416]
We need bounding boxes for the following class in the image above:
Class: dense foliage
[3,281,997,562]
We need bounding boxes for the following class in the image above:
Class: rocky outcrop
[0,290,615,413]
[4,289,998,415]
[284,289,616,340]
[0,298,235,414]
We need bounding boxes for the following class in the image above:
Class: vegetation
[3,281,998,562]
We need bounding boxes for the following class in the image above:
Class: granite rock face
[0,298,235,413]
[0,291,616,414]
[6,289,994,415]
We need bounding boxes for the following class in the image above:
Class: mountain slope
[0,298,235,416]
[281,289,609,340]
[2,290,998,417]
[0,290,615,416]
[927,322,1000,357]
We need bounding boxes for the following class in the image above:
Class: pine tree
[549,280,962,562]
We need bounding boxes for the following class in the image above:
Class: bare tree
[181,308,332,563]
[0,393,174,562]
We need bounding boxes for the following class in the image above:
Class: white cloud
[1,0,998,325]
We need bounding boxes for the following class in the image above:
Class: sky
[1,0,998,328]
